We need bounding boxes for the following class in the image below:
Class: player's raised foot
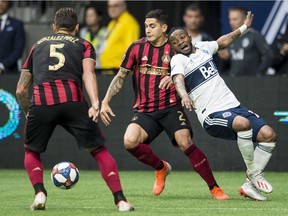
[30,192,47,210]
[116,200,135,212]
[210,186,230,200]
[239,178,267,201]
[246,170,273,194]
[153,161,172,195]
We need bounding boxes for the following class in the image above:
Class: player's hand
[100,101,115,126]
[159,76,173,90]
[244,11,254,29]
[88,106,99,122]
[181,95,195,111]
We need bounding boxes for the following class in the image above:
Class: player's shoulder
[126,37,147,50]
[132,37,147,45]
[171,53,188,62]
[194,41,213,49]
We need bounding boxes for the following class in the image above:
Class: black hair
[145,9,168,25]
[168,27,188,37]
[54,8,78,32]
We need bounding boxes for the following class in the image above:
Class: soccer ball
[51,162,80,189]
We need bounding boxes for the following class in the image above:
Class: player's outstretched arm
[217,11,254,50]
[173,74,195,111]
[82,58,100,122]
[16,70,33,118]
[100,67,130,126]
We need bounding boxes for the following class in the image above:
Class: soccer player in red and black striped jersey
[16,8,133,211]
[100,9,229,200]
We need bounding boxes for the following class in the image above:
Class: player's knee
[235,118,251,131]
[177,140,191,151]
[124,135,140,150]
[263,129,277,143]
[175,135,192,151]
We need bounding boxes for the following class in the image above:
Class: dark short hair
[145,9,168,25]
[184,4,203,15]
[54,8,78,32]
[168,27,188,37]
[229,6,248,17]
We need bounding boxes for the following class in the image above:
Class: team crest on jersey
[161,53,170,64]
[222,112,232,118]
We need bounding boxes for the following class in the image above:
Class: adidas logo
[32,167,42,172]
[181,122,186,126]
[107,171,116,177]
[141,56,148,61]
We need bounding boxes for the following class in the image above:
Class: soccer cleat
[246,170,273,194]
[153,161,172,195]
[116,200,135,212]
[210,186,230,200]
[239,178,267,201]
[30,192,47,210]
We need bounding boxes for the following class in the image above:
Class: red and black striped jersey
[22,33,95,106]
[120,37,180,113]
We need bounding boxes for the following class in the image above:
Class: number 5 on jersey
[49,44,65,71]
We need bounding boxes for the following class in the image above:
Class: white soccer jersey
[170,41,240,126]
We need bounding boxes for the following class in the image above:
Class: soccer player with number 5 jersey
[16,8,133,211]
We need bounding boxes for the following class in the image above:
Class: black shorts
[131,105,193,146]
[25,101,105,153]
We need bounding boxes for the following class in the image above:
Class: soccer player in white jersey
[168,11,277,201]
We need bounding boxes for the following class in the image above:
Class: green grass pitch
[0,170,287,216]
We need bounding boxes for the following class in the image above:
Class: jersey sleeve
[195,41,218,55]
[170,54,186,77]
[22,45,35,73]
[83,40,96,62]
[120,43,137,71]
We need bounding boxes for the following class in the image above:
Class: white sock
[254,142,276,172]
[237,129,255,172]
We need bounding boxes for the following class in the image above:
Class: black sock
[113,190,127,204]
[209,183,219,190]
[33,183,47,196]
[156,161,164,170]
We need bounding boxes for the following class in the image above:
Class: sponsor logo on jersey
[140,64,169,75]
[222,112,232,118]
[185,58,219,94]
[199,61,218,79]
